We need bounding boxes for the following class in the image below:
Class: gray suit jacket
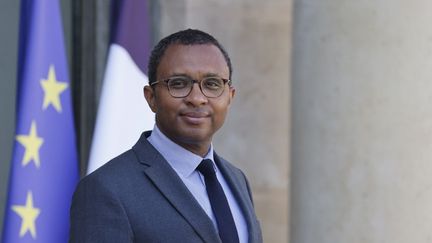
[69,131,262,243]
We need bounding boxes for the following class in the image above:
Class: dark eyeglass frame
[150,76,232,98]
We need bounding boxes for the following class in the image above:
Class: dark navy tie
[197,159,239,243]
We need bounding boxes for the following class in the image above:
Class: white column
[292,1,432,242]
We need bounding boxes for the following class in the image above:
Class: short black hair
[147,29,232,85]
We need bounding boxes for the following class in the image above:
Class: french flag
[87,0,154,174]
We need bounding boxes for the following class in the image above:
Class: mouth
[180,111,210,125]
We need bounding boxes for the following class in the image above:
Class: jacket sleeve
[69,174,133,243]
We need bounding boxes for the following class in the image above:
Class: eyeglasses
[151,76,232,98]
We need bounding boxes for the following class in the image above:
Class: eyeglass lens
[167,77,226,98]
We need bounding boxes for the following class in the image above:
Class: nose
[184,83,208,106]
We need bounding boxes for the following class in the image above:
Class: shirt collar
[147,125,215,177]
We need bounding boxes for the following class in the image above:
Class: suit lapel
[214,154,259,243]
[133,133,221,243]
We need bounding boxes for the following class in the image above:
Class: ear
[144,85,157,112]
[227,86,235,105]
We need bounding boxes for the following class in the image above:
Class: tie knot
[197,159,216,178]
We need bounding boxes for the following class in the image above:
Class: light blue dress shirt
[148,125,248,243]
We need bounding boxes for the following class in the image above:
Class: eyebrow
[168,72,223,78]
[203,73,222,78]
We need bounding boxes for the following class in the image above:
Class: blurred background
[2,0,432,243]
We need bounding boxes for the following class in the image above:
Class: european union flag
[2,0,79,242]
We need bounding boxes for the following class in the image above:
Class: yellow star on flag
[12,191,41,239]
[40,65,68,112]
[16,120,44,168]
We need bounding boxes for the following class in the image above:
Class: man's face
[144,44,235,154]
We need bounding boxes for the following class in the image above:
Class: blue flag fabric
[2,0,79,242]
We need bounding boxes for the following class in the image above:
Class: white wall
[158,1,292,242]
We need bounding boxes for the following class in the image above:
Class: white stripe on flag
[87,44,154,174]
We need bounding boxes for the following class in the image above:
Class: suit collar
[132,132,221,243]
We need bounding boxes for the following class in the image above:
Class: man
[70,29,262,243]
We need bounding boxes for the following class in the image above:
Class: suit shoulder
[80,149,140,186]
[217,155,245,175]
